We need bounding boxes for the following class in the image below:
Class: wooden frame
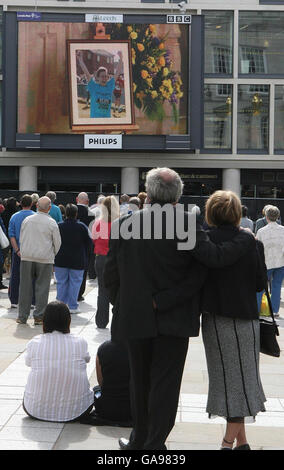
[67,39,138,133]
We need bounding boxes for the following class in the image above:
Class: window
[0,9,2,72]
[213,46,232,74]
[217,84,232,96]
[274,85,284,150]
[203,11,233,75]
[240,46,266,74]
[239,11,284,75]
[0,82,2,146]
[203,84,232,149]
[249,84,269,94]
[237,85,269,151]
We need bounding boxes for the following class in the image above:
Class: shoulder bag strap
[265,285,277,325]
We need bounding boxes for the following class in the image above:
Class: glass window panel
[203,84,232,149]
[237,85,269,151]
[241,184,255,198]
[274,85,284,150]
[0,9,2,71]
[203,11,233,74]
[0,82,2,146]
[239,11,284,75]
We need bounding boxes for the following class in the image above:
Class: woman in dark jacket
[55,204,93,313]
[201,190,267,450]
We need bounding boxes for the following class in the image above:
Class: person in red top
[92,196,120,329]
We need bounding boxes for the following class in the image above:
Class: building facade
[0,0,284,212]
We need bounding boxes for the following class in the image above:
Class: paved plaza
[0,276,283,451]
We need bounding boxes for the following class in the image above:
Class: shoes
[16,318,26,324]
[70,308,81,314]
[118,438,132,450]
[11,304,18,308]
[233,444,251,450]
[0,284,8,289]
[34,318,43,326]
[78,296,85,302]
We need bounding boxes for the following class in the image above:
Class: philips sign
[84,134,122,149]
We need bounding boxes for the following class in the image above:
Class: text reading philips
[84,135,122,149]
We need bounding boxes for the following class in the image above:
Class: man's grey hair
[266,205,280,222]
[77,192,89,204]
[145,168,184,203]
[120,194,130,204]
[45,191,56,203]
[31,193,39,204]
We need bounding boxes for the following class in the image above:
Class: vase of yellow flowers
[110,23,183,124]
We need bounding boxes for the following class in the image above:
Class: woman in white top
[23,301,94,422]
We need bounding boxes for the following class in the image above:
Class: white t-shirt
[257,222,284,270]
[24,331,94,422]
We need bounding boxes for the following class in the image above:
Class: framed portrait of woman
[67,39,136,132]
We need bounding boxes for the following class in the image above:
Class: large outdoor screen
[17,21,189,136]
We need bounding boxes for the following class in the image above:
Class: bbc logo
[167,15,191,24]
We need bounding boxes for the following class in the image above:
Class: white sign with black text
[84,134,122,149]
[167,15,191,24]
[85,14,123,23]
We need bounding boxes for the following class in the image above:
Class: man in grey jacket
[16,197,61,325]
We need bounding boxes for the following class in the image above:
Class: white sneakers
[70,308,81,314]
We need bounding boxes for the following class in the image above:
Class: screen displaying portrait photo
[17,21,189,135]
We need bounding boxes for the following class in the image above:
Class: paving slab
[0,278,283,450]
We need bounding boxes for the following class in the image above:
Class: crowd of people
[0,174,282,450]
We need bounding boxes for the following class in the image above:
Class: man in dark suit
[104,168,255,450]
[76,192,95,300]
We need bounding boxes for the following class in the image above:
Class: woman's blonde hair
[205,190,242,227]
[100,195,120,222]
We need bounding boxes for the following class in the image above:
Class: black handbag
[259,287,280,357]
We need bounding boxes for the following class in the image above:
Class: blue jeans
[257,266,284,314]
[55,267,84,310]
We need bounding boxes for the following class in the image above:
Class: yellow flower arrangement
[141,69,149,79]
[130,31,138,40]
[111,23,184,123]
[146,77,153,88]
[131,48,136,65]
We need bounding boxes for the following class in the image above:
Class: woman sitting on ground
[91,338,132,426]
[23,301,95,423]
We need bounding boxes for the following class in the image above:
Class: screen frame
[3,12,204,152]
